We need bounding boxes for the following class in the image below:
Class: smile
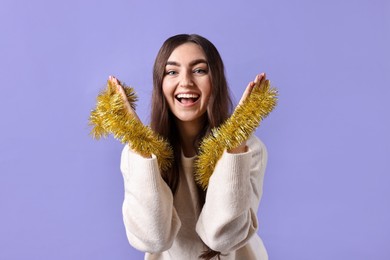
[175,93,200,104]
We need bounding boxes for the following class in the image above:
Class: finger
[111,76,119,86]
[109,75,118,84]
[239,81,255,106]
[109,76,124,93]
[254,73,265,85]
[246,81,256,95]
[117,85,127,99]
[108,75,120,86]
[254,73,268,93]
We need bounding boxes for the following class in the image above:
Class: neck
[175,116,206,157]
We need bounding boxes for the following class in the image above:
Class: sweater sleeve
[195,136,267,252]
[120,146,181,253]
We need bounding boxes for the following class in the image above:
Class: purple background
[1,0,389,259]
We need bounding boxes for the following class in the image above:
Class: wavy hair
[150,34,233,259]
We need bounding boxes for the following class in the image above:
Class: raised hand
[238,73,267,107]
[89,76,174,168]
[228,73,268,153]
[195,73,277,189]
[109,75,141,123]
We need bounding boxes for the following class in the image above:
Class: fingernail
[254,75,258,83]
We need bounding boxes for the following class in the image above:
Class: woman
[113,34,269,259]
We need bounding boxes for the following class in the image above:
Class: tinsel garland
[194,79,278,190]
[89,80,174,171]
[89,78,277,189]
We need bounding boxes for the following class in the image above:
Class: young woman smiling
[113,34,270,260]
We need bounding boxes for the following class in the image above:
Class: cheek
[203,84,212,104]
[162,82,172,100]
[162,82,176,111]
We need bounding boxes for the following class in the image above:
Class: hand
[227,73,267,154]
[108,76,151,158]
[108,75,141,122]
[238,73,267,107]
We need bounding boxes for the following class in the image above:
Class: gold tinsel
[89,79,277,189]
[194,79,278,190]
[89,80,174,171]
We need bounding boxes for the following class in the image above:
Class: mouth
[175,93,200,105]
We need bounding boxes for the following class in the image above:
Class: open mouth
[175,93,200,104]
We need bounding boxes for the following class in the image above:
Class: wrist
[227,142,248,154]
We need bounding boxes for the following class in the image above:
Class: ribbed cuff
[123,147,162,193]
[210,148,252,189]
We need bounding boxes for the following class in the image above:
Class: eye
[165,70,177,76]
[193,68,208,74]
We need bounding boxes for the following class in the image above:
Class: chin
[173,112,207,124]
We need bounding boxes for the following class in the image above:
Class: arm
[195,73,277,189]
[90,76,179,251]
[195,136,267,252]
[120,146,181,253]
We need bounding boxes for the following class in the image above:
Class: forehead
[167,42,207,62]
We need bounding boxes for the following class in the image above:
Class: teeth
[176,93,199,99]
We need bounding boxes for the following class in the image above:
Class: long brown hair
[150,34,233,259]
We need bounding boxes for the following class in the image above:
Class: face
[162,43,212,125]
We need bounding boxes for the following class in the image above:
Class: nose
[179,71,194,88]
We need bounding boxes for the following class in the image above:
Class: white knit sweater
[120,135,268,260]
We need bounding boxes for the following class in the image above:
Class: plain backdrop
[0,0,389,259]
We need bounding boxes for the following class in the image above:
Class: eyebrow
[166,59,208,67]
